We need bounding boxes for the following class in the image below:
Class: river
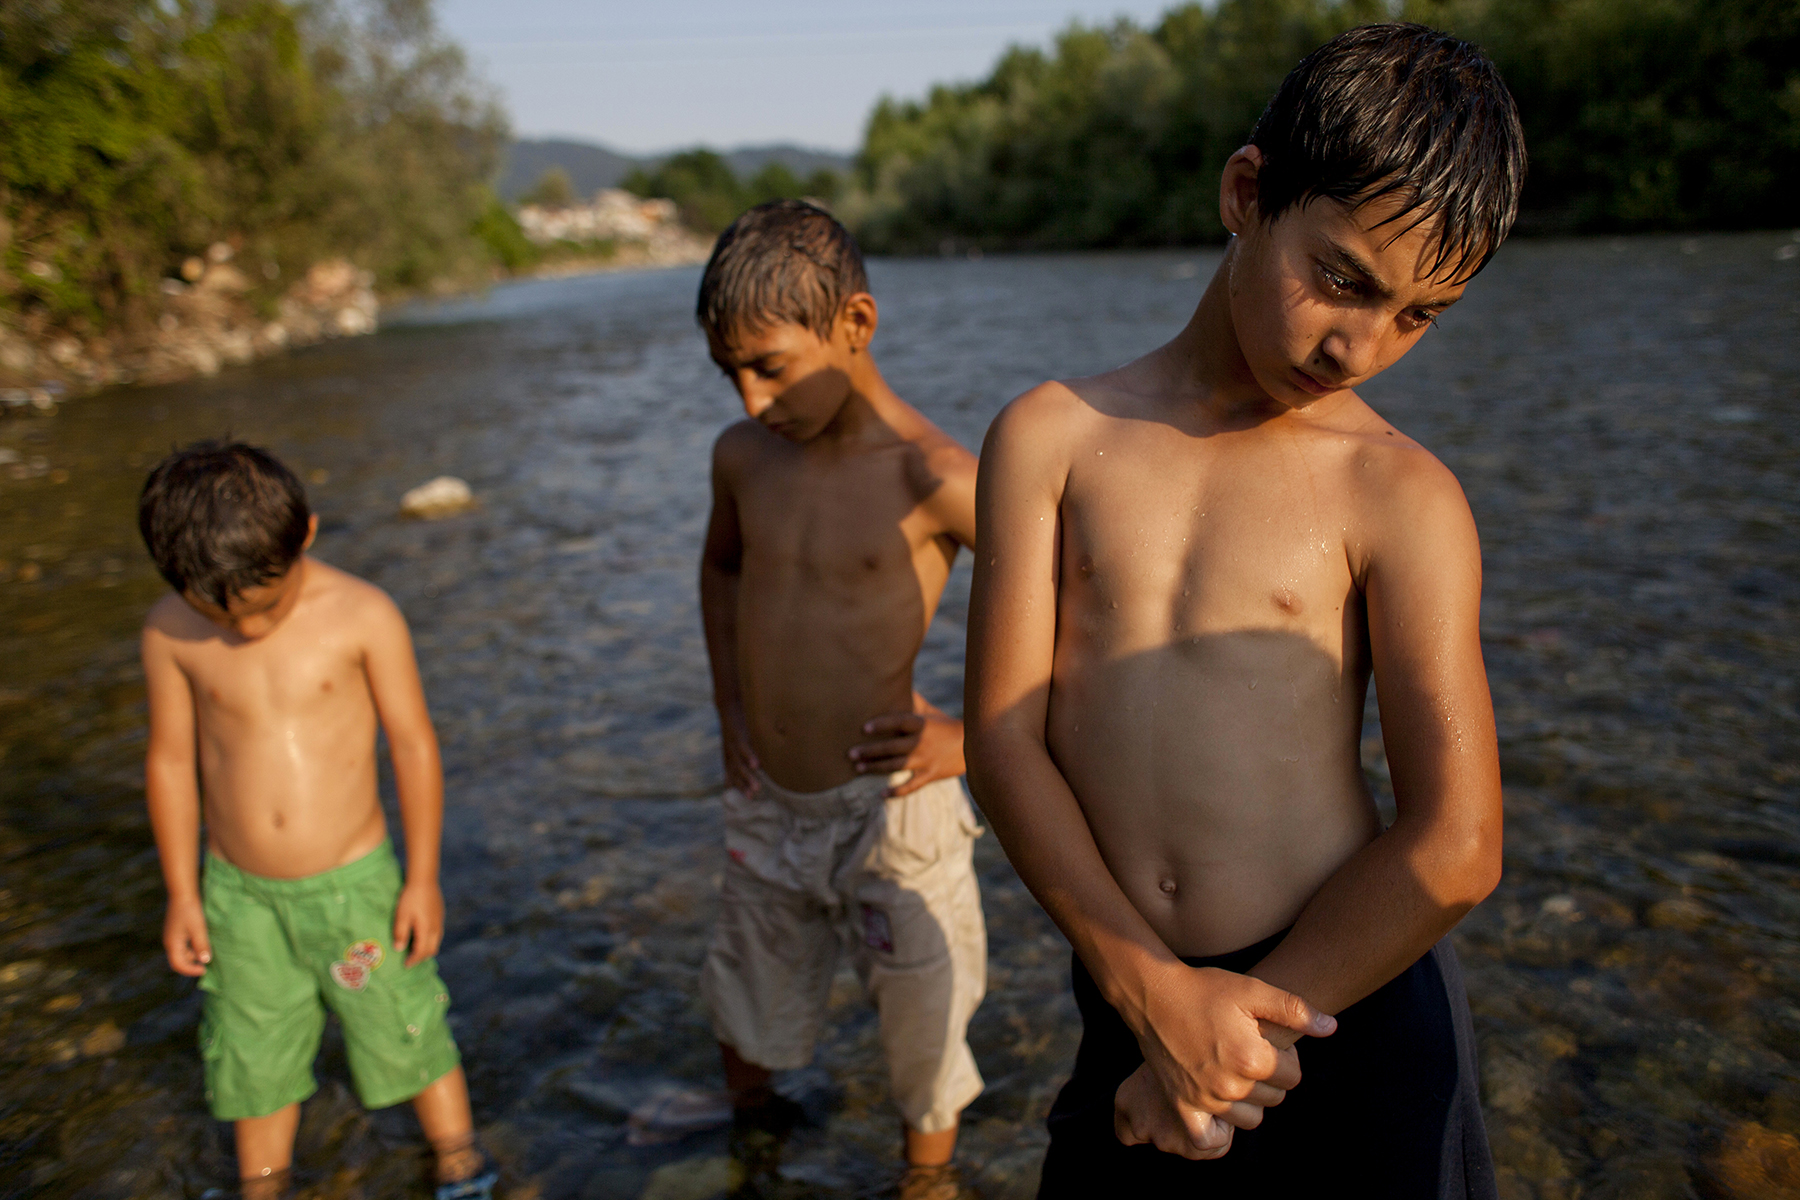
[1,233,1796,1200]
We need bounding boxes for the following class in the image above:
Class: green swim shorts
[197,840,461,1121]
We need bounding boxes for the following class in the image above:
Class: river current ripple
[1,234,1796,1199]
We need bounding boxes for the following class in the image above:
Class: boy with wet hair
[967,24,1524,1196]
[139,441,495,1200]
[697,200,986,1199]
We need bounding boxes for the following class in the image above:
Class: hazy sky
[435,0,1179,153]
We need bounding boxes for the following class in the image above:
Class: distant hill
[500,139,853,201]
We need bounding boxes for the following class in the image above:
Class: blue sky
[435,0,1180,153]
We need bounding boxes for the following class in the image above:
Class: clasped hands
[1114,965,1337,1160]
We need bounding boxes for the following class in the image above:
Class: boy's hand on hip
[394,880,445,967]
[1135,965,1334,1128]
[1114,1063,1235,1159]
[163,896,211,977]
[851,711,965,796]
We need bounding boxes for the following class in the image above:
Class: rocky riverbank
[0,245,379,409]
[514,190,714,278]
[0,193,713,409]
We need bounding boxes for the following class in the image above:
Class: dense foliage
[0,0,512,339]
[844,0,1800,251]
[621,150,841,233]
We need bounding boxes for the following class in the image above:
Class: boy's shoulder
[984,376,1108,454]
[301,558,404,626]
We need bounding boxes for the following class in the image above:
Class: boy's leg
[412,1066,487,1184]
[852,778,987,1170]
[719,1039,775,1109]
[234,1103,300,1199]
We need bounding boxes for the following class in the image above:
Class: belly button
[1159,879,1178,897]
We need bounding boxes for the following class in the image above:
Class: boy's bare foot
[430,1132,499,1200]
[237,1167,292,1200]
[897,1163,971,1200]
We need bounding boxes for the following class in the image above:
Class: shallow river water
[1,234,1797,1200]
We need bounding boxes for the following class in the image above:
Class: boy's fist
[1133,965,1334,1135]
[1115,1063,1235,1159]
[851,710,965,796]
[164,896,212,977]
[393,881,445,967]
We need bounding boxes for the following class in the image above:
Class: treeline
[843,0,1800,252]
[0,0,522,342]
[617,151,840,233]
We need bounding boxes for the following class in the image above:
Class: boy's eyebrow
[1321,242,1461,308]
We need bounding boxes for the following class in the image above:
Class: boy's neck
[1163,241,1300,426]
[811,354,908,449]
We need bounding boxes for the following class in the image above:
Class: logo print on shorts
[329,940,385,991]
[861,904,894,954]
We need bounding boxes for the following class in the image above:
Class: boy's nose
[739,388,775,420]
[1321,325,1380,383]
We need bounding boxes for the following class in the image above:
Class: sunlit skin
[699,294,979,1169]
[140,520,480,1189]
[964,144,1503,1161]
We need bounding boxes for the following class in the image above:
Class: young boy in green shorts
[139,440,495,1200]
[967,24,1525,1197]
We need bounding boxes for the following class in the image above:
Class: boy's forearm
[969,724,1184,1029]
[391,737,444,885]
[145,759,203,902]
[699,559,744,717]
[1248,808,1500,1027]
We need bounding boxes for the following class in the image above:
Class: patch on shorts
[861,903,894,953]
[329,939,385,991]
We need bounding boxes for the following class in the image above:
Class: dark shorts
[1039,931,1496,1199]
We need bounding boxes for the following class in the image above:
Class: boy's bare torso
[722,413,965,793]
[144,559,388,877]
[1041,369,1426,958]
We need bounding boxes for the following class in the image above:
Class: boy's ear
[836,293,878,353]
[1219,145,1265,236]
[302,512,318,552]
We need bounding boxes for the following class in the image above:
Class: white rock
[400,476,475,519]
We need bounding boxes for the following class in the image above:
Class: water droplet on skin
[1249,680,1257,690]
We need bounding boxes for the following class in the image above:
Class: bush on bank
[0,0,513,348]
[842,0,1800,252]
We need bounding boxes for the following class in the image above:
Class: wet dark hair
[696,199,869,341]
[138,439,312,607]
[1249,23,1526,282]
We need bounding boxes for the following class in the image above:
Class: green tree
[0,0,510,340]
[843,0,1799,251]
[521,165,575,208]
[624,148,747,232]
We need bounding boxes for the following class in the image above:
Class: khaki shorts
[198,841,461,1120]
[701,770,987,1134]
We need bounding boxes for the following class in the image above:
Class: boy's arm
[363,592,445,967]
[964,387,1334,1151]
[142,622,209,977]
[853,435,980,797]
[1246,454,1503,1033]
[700,431,759,794]
[923,436,979,550]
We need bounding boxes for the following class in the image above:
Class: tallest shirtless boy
[966,25,1525,1197]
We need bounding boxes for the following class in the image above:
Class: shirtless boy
[966,26,1524,1196]
[696,201,985,1198]
[139,441,494,1200]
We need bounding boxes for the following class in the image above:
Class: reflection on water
[1,234,1796,1199]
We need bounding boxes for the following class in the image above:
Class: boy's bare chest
[1058,431,1360,641]
[182,629,369,726]
[736,451,934,582]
